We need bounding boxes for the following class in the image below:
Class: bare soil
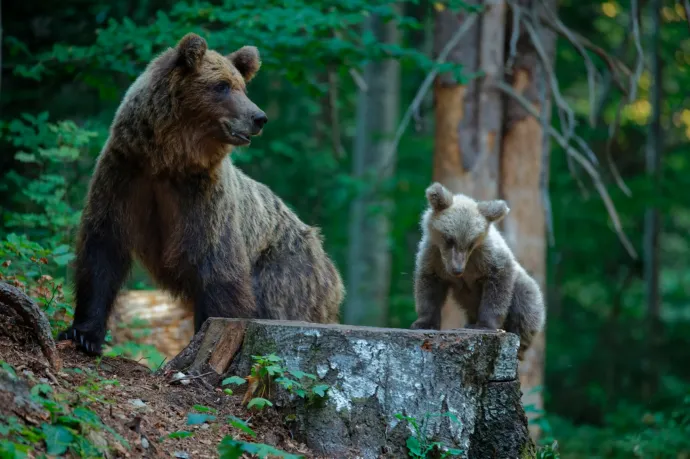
[0,305,319,458]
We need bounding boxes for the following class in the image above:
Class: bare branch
[495,80,638,259]
[629,0,645,103]
[386,13,479,162]
[605,97,632,197]
[349,68,368,92]
[505,3,521,72]
[540,1,599,127]
[566,153,591,199]
[684,0,690,35]
[521,15,576,141]
[536,12,631,96]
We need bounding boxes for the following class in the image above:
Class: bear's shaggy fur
[59,33,344,355]
[410,182,545,360]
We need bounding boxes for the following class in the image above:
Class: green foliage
[394,412,463,459]
[218,436,303,459]
[0,362,129,457]
[235,354,329,408]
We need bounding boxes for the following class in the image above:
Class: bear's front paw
[57,325,105,356]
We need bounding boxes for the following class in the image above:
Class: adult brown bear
[59,33,344,355]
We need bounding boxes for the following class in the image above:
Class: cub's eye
[444,236,454,247]
[214,81,231,94]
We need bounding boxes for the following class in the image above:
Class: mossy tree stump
[162,319,534,459]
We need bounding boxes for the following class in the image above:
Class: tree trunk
[432,1,506,329]
[432,0,553,439]
[345,8,401,326]
[499,0,556,438]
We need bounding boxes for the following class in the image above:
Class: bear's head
[162,33,267,148]
[423,182,509,277]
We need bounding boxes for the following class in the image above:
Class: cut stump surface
[162,319,534,459]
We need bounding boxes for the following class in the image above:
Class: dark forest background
[1,0,689,457]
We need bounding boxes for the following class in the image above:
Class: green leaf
[53,253,75,266]
[406,435,422,457]
[247,398,273,411]
[227,415,256,438]
[52,245,70,255]
[1,362,17,380]
[14,153,38,163]
[42,424,74,456]
[30,384,53,398]
[221,376,246,386]
[193,404,218,414]
[218,437,303,459]
[166,431,194,440]
[311,384,329,397]
[187,413,216,425]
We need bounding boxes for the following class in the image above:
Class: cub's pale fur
[410,182,545,359]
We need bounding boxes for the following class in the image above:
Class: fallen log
[163,319,534,459]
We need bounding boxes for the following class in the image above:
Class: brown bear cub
[410,182,545,360]
[58,33,344,355]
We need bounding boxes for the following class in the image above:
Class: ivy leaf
[247,398,273,411]
[406,436,422,457]
[42,424,74,456]
[53,253,75,266]
[311,385,329,397]
[193,405,218,414]
[227,415,256,438]
[187,413,216,425]
[221,376,246,386]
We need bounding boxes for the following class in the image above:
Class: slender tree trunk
[345,8,401,326]
[644,0,662,321]
[499,0,556,439]
[432,1,506,328]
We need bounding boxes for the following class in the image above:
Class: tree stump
[163,319,534,459]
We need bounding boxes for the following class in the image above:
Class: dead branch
[505,3,521,72]
[520,15,576,141]
[629,0,645,103]
[0,281,62,372]
[495,81,638,259]
[387,13,479,161]
[535,12,631,96]
[605,97,632,196]
[540,1,599,127]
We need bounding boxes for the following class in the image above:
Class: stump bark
[163,319,534,459]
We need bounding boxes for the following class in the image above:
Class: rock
[164,319,534,459]
[128,399,147,409]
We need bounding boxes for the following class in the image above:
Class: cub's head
[162,33,267,147]
[423,182,509,277]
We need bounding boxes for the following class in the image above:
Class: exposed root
[0,281,62,372]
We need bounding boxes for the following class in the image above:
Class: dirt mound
[0,302,318,458]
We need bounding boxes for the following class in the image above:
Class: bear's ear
[176,33,208,70]
[477,200,510,223]
[426,182,453,212]
[227,46,261,82]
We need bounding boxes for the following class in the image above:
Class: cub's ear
[177,33,208,70]
[477,200,510,223]
[425,182,453,212]
[228,46,261,82]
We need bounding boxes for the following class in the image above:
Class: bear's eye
[444,236,455,247]
[214,81,231,94]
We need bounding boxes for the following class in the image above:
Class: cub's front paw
[464,323,497,331]
[410,320,436,330]
[57,325,104,356]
